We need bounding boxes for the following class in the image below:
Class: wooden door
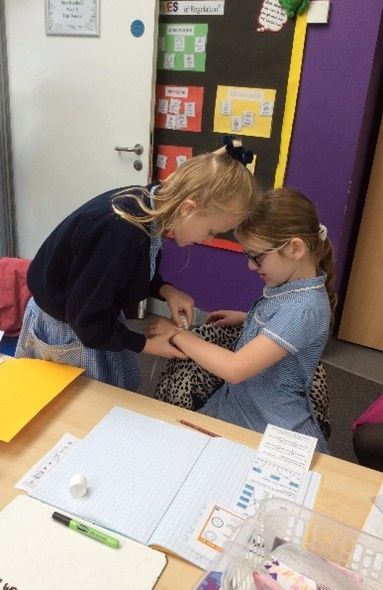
[338,115,383,350]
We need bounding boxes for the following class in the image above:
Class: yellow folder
[0,357,84,442]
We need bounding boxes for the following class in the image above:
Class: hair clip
[318,223,328,242]
[223,135,254,166]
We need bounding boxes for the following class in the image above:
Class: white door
[5,0,158,258]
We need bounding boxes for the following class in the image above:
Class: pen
[52,511,120,549]
[178,419,221,438]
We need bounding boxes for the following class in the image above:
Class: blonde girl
[16,144,257,391]
[149,187,336,452]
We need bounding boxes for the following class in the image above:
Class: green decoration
[278,0,310,18]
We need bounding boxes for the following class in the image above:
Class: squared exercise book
[31,407,320,569]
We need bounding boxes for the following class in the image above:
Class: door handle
[115,143,143,155]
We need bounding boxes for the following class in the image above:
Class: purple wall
[285,1,383,307]
[160,1,383,314]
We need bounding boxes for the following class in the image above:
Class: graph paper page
[150,436,257,569]
[149,437,320,569]
[31,407,209,544]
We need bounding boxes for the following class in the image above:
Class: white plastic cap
[69,473,87,498]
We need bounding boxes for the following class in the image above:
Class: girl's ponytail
[317,237,337,313]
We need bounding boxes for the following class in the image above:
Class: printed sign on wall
[158,23,208,72]
[257,0,288,32]
[160,1,225,16]
[155,145,193,180]
[155,85,204,132]
[213,85,276,138]
[45,0,99,36]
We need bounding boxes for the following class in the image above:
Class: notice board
[154,0,307,250]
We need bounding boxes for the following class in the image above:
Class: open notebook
[31,407,320,570]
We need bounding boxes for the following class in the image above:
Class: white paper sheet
[15,432,80,492]
[0,495,166,590]
[257,424,317,472]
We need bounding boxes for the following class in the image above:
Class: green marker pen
[52,511,120,549]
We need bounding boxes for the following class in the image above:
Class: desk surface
[1,374,382,589]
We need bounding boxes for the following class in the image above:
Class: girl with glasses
[148,187,336,453]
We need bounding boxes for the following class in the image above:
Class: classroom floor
[323,338,383,385]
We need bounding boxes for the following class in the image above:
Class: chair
[0,257,31,354]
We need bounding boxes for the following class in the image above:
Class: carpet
[324,362,382,463]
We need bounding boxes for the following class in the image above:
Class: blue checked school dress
[16,186,163,391]
[199,274,331,453]
[16,298,143,390]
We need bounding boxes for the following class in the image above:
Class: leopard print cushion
[155,323,331,439]
[156,324,240,410]
[310,360,331,439]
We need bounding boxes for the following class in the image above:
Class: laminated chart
[155,145,193,180]
[155,85,204,132]
[158,23,208,72]
[214,85,276,138]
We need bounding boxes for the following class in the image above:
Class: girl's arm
[171,329,287,384]
[142,332,187,359]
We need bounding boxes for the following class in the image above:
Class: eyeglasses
[243,240,290,267]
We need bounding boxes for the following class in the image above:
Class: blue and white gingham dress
[15,193,162,392]
[199,274,331,453]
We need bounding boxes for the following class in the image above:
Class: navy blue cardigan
[28,186,168,352]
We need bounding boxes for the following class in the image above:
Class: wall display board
[154,0,307,250]
[213,85,276,138]
[155,85,204,132]
[158,23,208,71]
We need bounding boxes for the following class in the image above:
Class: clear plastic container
[195,498,383,589]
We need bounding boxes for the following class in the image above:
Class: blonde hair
[112,149,258,236]
[236,187,337,312]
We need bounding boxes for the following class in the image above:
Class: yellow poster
[213,85,276,138]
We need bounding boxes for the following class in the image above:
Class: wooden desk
[1,375,382,589]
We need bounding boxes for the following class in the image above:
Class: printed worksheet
[15,433,80,492]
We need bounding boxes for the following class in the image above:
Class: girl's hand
[142,332,187,359]
[146,316,176,338]
[159,285,194,328]
[205,310,246,327]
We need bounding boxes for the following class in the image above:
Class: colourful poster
[158,23,208,72]
[155,145,193,180]
[213,85,276,138]
[155,85,204,132]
